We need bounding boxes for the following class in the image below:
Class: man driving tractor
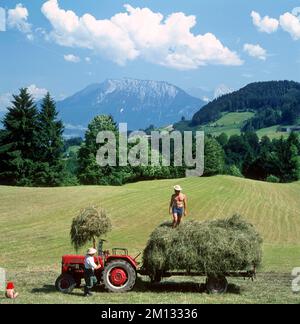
[169,185,187,228]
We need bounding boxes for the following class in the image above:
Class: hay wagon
[55,242,256,294]
[138,267,256,294]
[55,216,261,294]
[141,216,262,293]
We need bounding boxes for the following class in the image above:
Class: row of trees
[214,131,300,183]
[76,115,186,185]
[0,88,299,186]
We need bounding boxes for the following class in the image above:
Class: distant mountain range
[57,79,204,136]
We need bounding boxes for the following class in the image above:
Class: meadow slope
[0,175,300,303]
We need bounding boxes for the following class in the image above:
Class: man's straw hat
[174,185,182,191]
[87,248,97,255]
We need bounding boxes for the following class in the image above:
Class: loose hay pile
[143,215,263,276]
[70,206,112,250]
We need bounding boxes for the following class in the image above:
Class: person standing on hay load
[169,185,187,228]
[84,248,101,297]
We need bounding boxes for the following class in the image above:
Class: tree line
[0,88,299,187]
[211,131,300,183]
[191,81,300,130]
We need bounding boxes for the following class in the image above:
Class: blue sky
[0,0,300,109]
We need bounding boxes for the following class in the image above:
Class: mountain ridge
[57,78,204,136]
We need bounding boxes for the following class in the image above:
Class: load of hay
[143,215,262,277]
[70,206,112,250]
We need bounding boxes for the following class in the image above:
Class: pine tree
[0,88,39,185]
[39,93,64,163]
[34,93,65,186]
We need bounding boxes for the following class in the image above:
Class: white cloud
[85,57,91,63]
[280,11,300,40]
[7,3,32,34]
[251,8,300,41]
[243,43,267,60]
[64,54,81,63]
[214,84,234,99]
[0,85,48,113]
[27,84,48,100]
[41,0,243,70]
[251,11,279,34]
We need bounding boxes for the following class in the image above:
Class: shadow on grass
[31,285,57,294]
[30,278,241,296]
[133,277,241,294]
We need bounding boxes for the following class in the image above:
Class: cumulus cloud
[243,43,267,60]
[64,54,81,63]
[252,8,300,41]
[280,11,300,40]
[7,3,32,34]
[27,84,48,100]
[41,0,243,70]
[0,85,48,113]
[251,11,279,33]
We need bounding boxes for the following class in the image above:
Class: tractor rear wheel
[206,275,228,294]
[102,260,136,293]
[55,274,76,294]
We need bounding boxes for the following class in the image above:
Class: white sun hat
[174,185,182,191]
[87,248,97,255]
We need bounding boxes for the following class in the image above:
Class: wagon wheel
[150,272,162,283]
[206,275,228,294]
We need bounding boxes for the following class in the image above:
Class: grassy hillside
[256,125,289,139]
[210,112,254,126]
[191,81,300,127]
[0,176,300,303]
[174,112,291,139]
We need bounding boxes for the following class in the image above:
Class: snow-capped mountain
[57,79,204,136]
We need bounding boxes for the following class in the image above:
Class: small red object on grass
[6,282,15,290]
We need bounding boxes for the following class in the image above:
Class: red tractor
[55,241,139,293]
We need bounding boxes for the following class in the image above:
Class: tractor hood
[62,255,85,264]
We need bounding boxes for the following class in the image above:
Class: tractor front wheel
[206,275,228,294]
[55,274,76,294]
[102,260,136,293]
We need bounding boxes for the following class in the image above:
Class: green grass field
[174,112,252,136]
[256,126,289,140]
[209,112,254,126]
[174,113,292,139]
[0,176,300,304]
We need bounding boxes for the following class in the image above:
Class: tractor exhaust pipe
[133,252,142,261]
